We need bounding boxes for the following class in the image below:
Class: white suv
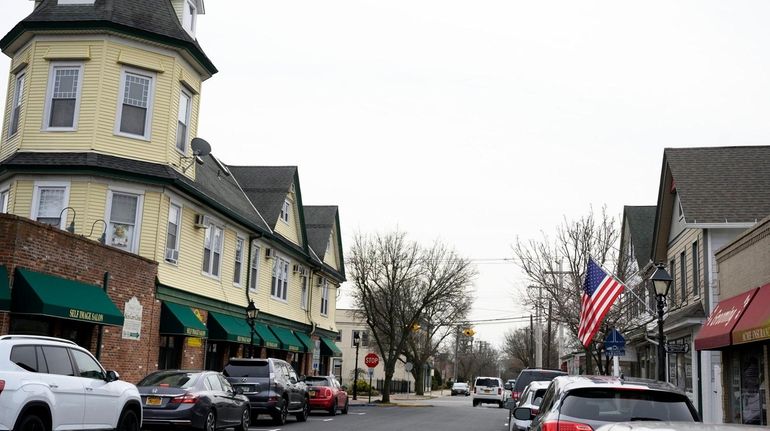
[473,376,505,407]
[0,335,142,431]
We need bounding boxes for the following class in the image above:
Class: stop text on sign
[364,353,379,368]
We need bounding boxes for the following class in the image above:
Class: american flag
[578,258,625,347]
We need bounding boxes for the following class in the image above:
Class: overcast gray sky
[3,1,770,348]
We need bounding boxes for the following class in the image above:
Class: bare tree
[512,206,629,374]
[348,231,477,402]
[501,326,558,372]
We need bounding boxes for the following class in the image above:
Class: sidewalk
[349,389,448,406]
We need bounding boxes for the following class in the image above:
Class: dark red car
[305,376,349,415]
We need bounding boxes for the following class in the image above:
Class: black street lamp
[352,332,361,400]
[245,300,259,358]
[650,263,673,382]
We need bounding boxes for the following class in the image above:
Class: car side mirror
[235,387,244,395]
[105,370,120,382]
[341,385,348,391]
[504,399,517,410]
[504,383,512,390]
[513,407,533,420]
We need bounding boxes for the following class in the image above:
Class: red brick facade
[0,213,161,383]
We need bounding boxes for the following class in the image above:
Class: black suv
[511,368,566,402]
[513,375,700,430]
[222,358,309,425]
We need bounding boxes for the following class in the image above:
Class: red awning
[732,283,770,345]
[694,287,758,350]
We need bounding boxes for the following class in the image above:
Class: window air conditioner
[165,248,179,263]
[265,248,274,259]
[316,276,324,287]
[194,214,209,228]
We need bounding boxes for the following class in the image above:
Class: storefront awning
[732,283,770,345]
[694,287,758,350]
[12,268,123,326]
[270,326,304,352]
[253,322,280,349]
[160,301,207,338]
[207,312,254,344]
[0,266,11,311]
[320,337,342,357]
[294,331,314,352]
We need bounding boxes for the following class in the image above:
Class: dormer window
[280,200,290,223]
[182,0,197,36]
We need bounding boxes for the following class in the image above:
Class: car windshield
[222,361,269,378]
[453,383,467,388]
[305,377,332,386]
[138,372,201,388]
[476,378,500,387]
[560,388,697,422]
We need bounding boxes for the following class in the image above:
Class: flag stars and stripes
[578,258,626,348]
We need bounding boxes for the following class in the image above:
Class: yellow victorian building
[0,0,344,378]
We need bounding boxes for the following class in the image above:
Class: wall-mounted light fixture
[58,207,76,233]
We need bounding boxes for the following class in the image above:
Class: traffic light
[411,323,421,332]
[462,328,475,337]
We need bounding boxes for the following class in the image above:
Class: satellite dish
[190,138,211,157]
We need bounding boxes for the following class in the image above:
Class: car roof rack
[0,335,77,345]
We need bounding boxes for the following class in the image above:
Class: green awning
[253,322,280,349]
[270,326,303,352]
[207,312,255,344]
[320,337,342,357]
[0,266,11,311]
[160,302,207,338]
[294,331,314,352]
[12,268,123,326]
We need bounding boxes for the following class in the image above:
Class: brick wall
[0,214,160,383]
[716,216,770,298]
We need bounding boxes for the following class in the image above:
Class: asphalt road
[246,395,511,431]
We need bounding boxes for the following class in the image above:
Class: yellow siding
[11,179,33,219]
[1,46,32,159]
[323,228,339,270]
[139,192,162,260]
[273,192,301,246]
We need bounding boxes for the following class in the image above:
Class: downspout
[95,272,109,360]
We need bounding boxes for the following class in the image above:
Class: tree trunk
[413,364,425,396]
[381,368,394,403]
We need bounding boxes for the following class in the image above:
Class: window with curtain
[320,278,329,315]
[271,257,289,300]
[108,192,139,252]
[0,190,8,213]
[300,272,309,309]
[249,244,260,291]
[234,237,244,285]
[10,71,25,135]
[118,70,153,137]
[35,186,66,226]
[176,89,191,152]
[165,204,181,263]
[202,222,223,277]
[47,65,81,129]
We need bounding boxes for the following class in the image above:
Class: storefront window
[727,347,767,425]
[667,336,692,396]
[158,336,182,370]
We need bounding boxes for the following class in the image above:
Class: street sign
[367,368,374,378]
[404,362,413,372]
[364,353,379,368]
[665,343,690,354]
[604,329,626,357]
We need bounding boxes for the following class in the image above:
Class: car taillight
[541,420,593,431]
[512,391,520,400]
[0,380,5,395]
[170,393,198,404]
[498,388,502,395]
[323,388,332,398]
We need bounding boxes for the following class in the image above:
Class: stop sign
[364,353,379,368]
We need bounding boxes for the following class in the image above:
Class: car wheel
[235,408,250,431]
[295,398,309,422]
[472,399,479,407]
[14,413,46,431]
[204,410,216,431]
[498,401,504,408]
[271,398,288,425]
[342,399,349,415]
[117,409,139,431]
[328,400,336,416]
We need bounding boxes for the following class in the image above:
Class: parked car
[597,423,767,431]
[222,358,309,425]
[513,375,700,431]
[504,379,516,390]
[304,375,349,415]
[473,376,505,407]
[137,370,249,431]
[508,380,550,431]
[451,382,470,396]
[0,335,142,431]
[510,368,566,402]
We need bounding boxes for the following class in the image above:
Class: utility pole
[453,325,460,382]
[527,285,545,368]
[529,314,534,366]
[544,260,573,370]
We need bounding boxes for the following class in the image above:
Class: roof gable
[621,205,656,269]
[229,166,298,230]
[304,205,344,278]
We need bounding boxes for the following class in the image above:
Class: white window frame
[249,243,260,292]
[0,188,9,213]
[182,0,198,36]
[104,188,144,254]
[31,181,71,229]
[271,256,289,302]
[9,70,25,136]
[43,62,84,132]
[114,67,155,141]
[300,271,309,310]
[176,88,192,154]
[201,220,224,278]
[233,236,245,286]
[320,277,329,316]
[165,203,182,264]
[280,200,290,224]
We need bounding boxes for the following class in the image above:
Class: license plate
[484,389,491,393]
[309,390,316,397]
[146,396,162,406]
